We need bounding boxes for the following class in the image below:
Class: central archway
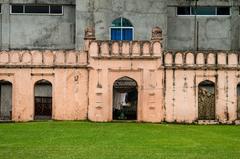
[112,77,138,120]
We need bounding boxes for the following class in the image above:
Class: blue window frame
[110,17,134,41]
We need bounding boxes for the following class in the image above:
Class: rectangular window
[191,7,216,15]
[10,4,63,15]
[111,28,133,41]
[50,5,62,14]
[177,7,190,15]
[217,7,230,15]
[25,5,49,14]
[111,28,122,41]
[11,5,24,13]
[122,28,133,41]
[177,6,230,16]
[0,4,1,13]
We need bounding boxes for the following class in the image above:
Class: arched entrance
[198,80,215,120]
[113,77,138,120]
[237,83,240,119]
[34,80,52,120]
[0,80,12,120]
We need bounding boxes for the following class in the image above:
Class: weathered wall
[163,51,240,123]
[1,0,75,50]
[1,31,240,124]
[0,0,240,50]
[85,34,240,124]
[75,0,167,49]
[9,6,75,50]
[167,0,240,51]
[87,40,163,122]
[0,50,88,121]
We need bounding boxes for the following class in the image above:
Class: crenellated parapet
[87,26,162,59]
[163,51,240,69]
[0,50,87,68]
[88,40,162,58]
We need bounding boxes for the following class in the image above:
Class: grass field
[0,121,240,159]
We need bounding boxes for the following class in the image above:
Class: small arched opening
[113,77,138,120]
[34,80,52,120]
[0,80,12,121]
[198,80,215,120]
[237,83,240,119]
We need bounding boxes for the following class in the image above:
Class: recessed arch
[112,76,138,120]
[237,83,240,119]
[0,80,12,120]
[198,80,215,120]
[34,79,52,120]
[110,17,134,41]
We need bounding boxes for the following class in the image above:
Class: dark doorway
[34,80,52,120]
[0,81,12,120]
[113,77,138,120]
[237,83,240,119]
[198,80,215,120]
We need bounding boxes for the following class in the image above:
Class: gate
[34,80,52,120]
[35,97,52,118]
[198,80,215,120]
[237,84,240,119]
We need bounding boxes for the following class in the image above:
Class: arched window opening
[237,83,240,119]
[110,17,134,41]
[34,80,52,120]
[0,80,12,121]
[198,80,215,120]
[113,77,138,120]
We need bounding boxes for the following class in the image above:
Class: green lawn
[0,121,240,159]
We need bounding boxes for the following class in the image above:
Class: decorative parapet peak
[89,40,162,58]
[84,27,96,40]
[163,51,240,69]
[0,50,87,68]
[88,27,163,58]
[151,26,163,41]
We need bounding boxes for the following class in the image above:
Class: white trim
[176,6,231,16]
[109,27,134,41]
[109,17,134,41]
[10,4,63,16]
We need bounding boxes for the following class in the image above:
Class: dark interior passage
[113,77,138,120]
[237,84,240,119]
[34,80,52,120]
[0,81,12,120]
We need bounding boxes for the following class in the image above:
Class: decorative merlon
[0,50,87,67]
[151,26,163,41]
[84,27,96,40]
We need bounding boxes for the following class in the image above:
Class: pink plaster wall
[0,30,240,124]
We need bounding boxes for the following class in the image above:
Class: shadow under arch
[0,80,12,120]
[34,79,52,120]
[237,82,240,119]
[198,80,215,120]
[112,76,138,120]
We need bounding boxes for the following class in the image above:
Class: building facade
[0,0,240,123]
